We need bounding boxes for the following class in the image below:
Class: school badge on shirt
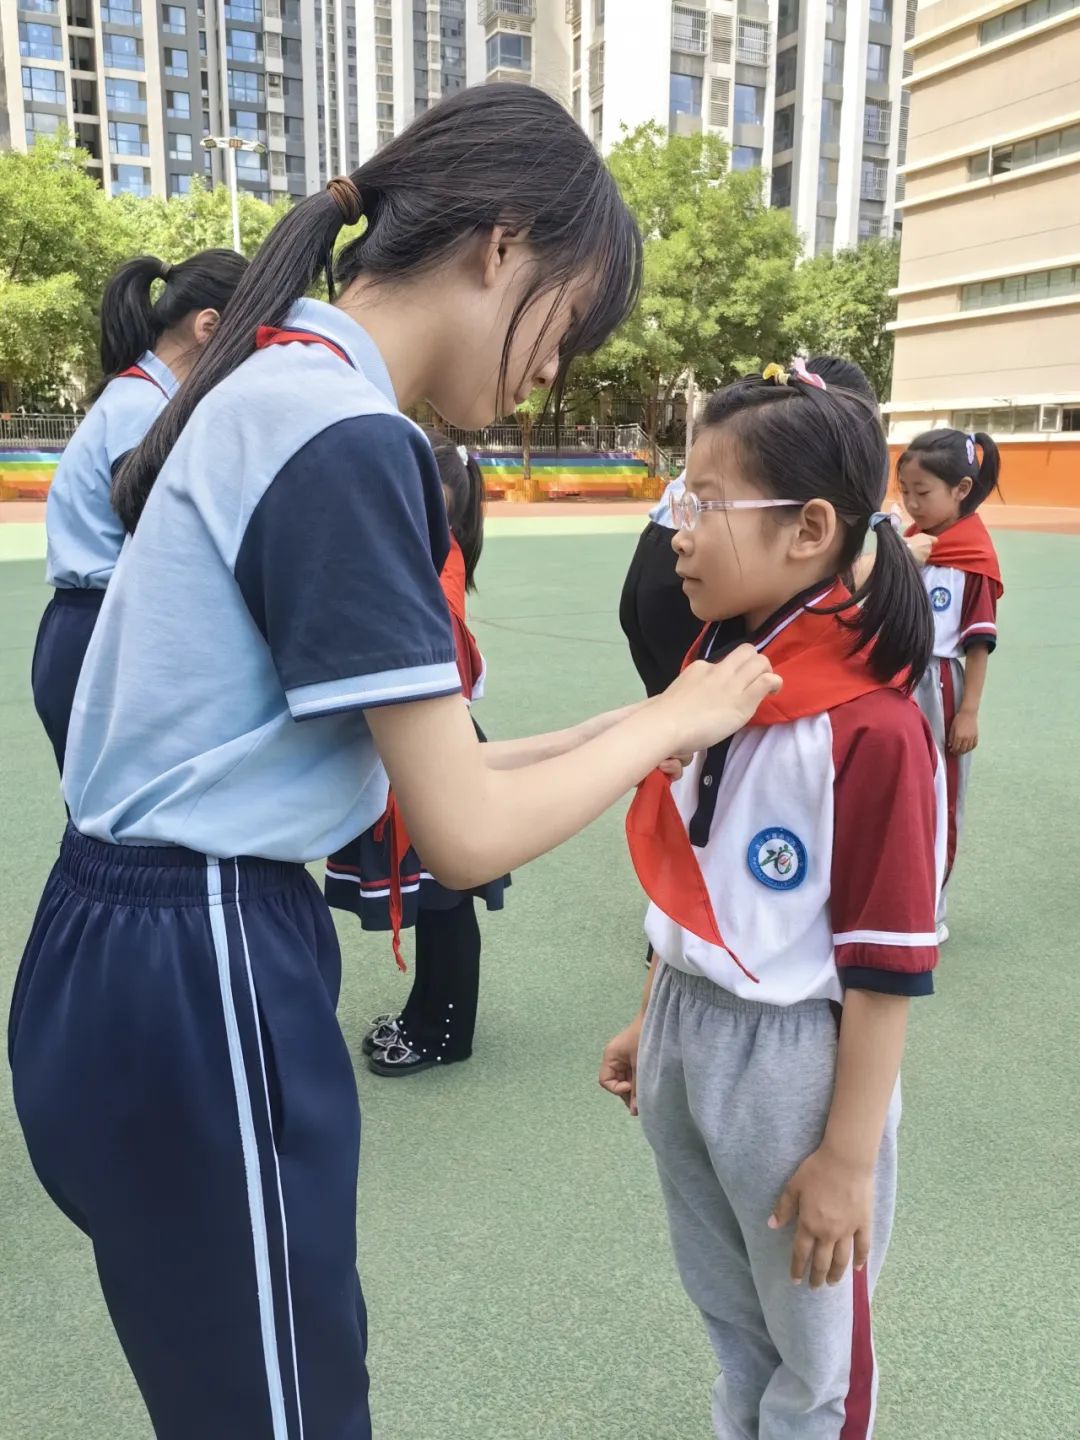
[930,585,951,611]
[747,827,807,890]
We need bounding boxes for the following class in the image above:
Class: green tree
[568,125,801,474]
[0,134,137,405]
[785,238,901,402]
[116,174,288,262]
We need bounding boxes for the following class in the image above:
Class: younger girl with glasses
[601,364,946,1440]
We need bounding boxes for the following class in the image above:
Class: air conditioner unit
[1039,404,1063,432]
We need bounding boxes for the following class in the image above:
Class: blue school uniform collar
[285,297,397,408]
[136,350,180,398]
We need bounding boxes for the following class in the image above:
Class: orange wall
[887,440,1080,509]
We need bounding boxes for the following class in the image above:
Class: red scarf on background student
[379,535,483,969]
[906,512,1004,599]
[625,586,898,981]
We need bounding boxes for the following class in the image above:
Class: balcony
[671,5,707,54]
[487,66,531,85]
[860,171,889,203]
[735,20,769,67]
[478,0,535,23]
[863,107,890,144]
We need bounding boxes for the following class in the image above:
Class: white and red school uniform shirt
[628,584,946,1006]
[909,513,1003,659]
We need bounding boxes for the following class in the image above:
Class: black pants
[31,588,105,773]
[618,521,702,697]
[397,899,480,1062]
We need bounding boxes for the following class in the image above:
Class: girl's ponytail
[966,432,1001,513]
[113,194,346,532]
[428,431,485,591]
[852,515,933,689]
[98,255,169,381]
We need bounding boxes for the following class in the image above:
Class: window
[227,29,261,63]
[168,131,192,160]
[573,33,581,70]
[162,4,185,33]
[25,110,62,144]
[858,215,884,241]
[961,265,1080,310]
[823,37,844,82]
[591,105,603,145]
[864,100,890,143]
[815,215,835,251]
[236,149,267,177]
[231,108,264,141]
[825,1,845,20]
[108,119,149,155]
[376,16,392,36]
[981,0,1078,45]
[771,162,792,207]
[225,0,262,19]
[736,17,769,64]
[166,88,190,118]
[22,65,65,105]
[672,4,708,53]
[861,157,889,200]
[105,34,145,69]
[376,43,394,64]
[229,69,263,103]
[669,72,703,118]
[732,145,762,170]
[589,41,604,90]
[773,105,794,152]
[869,0,891,20]
[106,76,146,111]
[285,114,304,140]
[572,85,581,120]
[22,0,58,11]
[820,97,841,144]
[776,47,797,95]
[199,28,207,53]
[734,83,763,126]
[286,153,305,175]
[819,155,838,203]
[778,0,798,38]
[18,22,62,61]
[164,47,188,76]
[486,32,531,70]
[170,172,192,195]
[101,3,141,24]
[595,0,605,20]
[866,43,889,82]
[971,121,1080,180]
[955,405,1056,434]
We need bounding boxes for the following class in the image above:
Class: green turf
[1,527,1078,1440]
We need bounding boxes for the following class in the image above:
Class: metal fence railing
[0,413,82,448]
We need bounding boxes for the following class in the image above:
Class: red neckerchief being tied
[906,512,1003,600]
[625,582,895,981]
[115,364,168,398]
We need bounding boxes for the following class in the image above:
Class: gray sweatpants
[912,658,969,927]
[637,965,900,1440]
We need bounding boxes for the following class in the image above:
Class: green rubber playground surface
[1,523,1077,1440]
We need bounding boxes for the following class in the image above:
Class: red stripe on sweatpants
[940,658,960,881]
[840,1264,874,1439]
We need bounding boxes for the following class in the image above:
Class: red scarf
[906,513,1003,600]
[116,363,168,398]
[625,587,893,981]
[378,536,484,970]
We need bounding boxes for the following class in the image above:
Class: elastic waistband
[58,826,308,907]
[51,587,106,609]
[659,963,835,1019]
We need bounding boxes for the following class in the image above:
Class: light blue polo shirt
[45,351,178,589]
[649,473,686,529]
[64,299,461,862]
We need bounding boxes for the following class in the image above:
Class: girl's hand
[949,709,979,755]
[768,1146,874,1288]
[599,1016,643,1116]
[657,647,781,757]
[905,533,936,566]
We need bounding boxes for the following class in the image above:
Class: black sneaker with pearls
[366,1035,472,1077]
[360,1013,400,1058]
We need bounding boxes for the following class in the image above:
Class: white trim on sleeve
[834,928,939,948]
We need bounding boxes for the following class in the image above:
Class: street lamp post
[200,135,267,253]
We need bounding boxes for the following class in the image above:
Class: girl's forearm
[822,990,909,1172]
[481,701,646,770]
[959,643,990,715]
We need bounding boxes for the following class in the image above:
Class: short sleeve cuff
[287,659,462,720]
[961,624,997,652]
[837,964,936,997]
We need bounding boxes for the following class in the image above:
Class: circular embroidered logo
[747,828,807,890]
[930,585,951,611]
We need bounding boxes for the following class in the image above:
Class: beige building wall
[888,0,1080,442]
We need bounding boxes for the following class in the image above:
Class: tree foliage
[785,238,901,402]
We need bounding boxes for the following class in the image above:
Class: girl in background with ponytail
[895,428,1004,943]
[601,365,945,1440]
[32,248,248,771]
[10,85,779,1440]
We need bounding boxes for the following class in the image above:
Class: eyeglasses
[673,490,802,532]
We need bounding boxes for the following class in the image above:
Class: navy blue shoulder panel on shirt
[235,413,457,704]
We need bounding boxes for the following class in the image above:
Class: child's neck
[923,511,964,538]
[741,568,840,634]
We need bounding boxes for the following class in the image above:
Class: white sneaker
[936,923,949,944]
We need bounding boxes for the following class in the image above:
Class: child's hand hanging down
[768,1148,874,1289]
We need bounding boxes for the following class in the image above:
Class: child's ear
[956,475,974,503]
[787,498,838,561]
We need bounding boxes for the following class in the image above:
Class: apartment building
[474,0,909,255]
[888,0,1080,466]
